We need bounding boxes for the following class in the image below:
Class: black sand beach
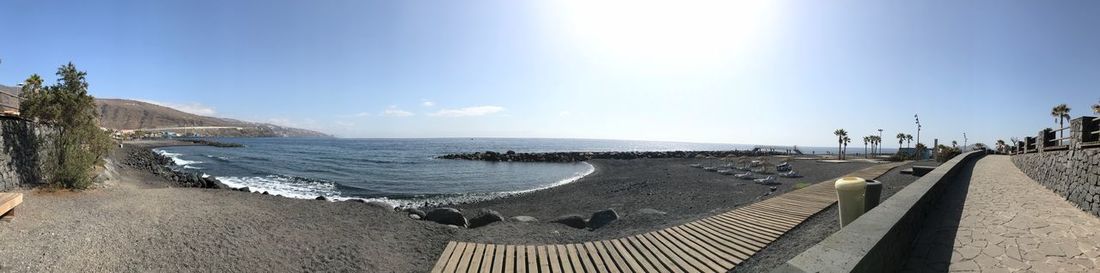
[0,142,920,272]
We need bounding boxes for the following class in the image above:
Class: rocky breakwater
[438,150,782,163]
[122,148,225,189]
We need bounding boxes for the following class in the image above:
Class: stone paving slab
[902,155,1100,272]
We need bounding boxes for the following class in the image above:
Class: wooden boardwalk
[430,162,905,273]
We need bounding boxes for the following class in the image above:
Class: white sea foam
[154,149,203,166]
[213,162,597,209]
[216,175,342,200]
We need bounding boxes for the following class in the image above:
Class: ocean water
[152,138,863,206]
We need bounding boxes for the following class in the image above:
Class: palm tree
[905,134,913,149]
[834,129,848,159]
[896,133,906,151]
[862,136,870,158]
[1051,104,1071,139]
[843,136,851,159]
[21,74,44,94]
[870,135,880,156]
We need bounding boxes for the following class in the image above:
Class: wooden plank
[709,214,786,240]
[547,245,562,273]
[752,202,819,214]
[593,240,623,273]
[699,217,777,243]
[643,232,707,273]
[719,210,790,228]
[766,196,830,207]
[526,246,538,273]
[627,236,678,273]
[635,234,691,273]
[599,240,630,273]
[669,225,746,265]
[664,227,738,268]
[739,206,809,222]
[609,239,648,273]
[564,244,583,273]
[0,193,21,216]
[583,242,609,272]
[616,237,655,273]
[431,241,458,273]
[444,243,471,273]
[537,245,551,273]
[717,212,796,233]
[573,243,598,273]
[688,221,767,251]
[554,245,572,273]
[479,244,496,273]
[708,215,787,241]
[652,229,724,272]
[505,245,517,273]
[493,245,506,273]
[720,210,796,229]
[468,243,486,273]
[736,207,805,223]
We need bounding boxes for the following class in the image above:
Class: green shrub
[934,145,961,163]
[20,63,113,189]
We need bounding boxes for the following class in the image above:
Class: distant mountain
[0,84,329,137]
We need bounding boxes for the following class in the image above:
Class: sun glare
[545,0,780,66]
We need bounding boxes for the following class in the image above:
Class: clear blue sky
[2,0,1099,147]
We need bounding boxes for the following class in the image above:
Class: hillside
[0,84,329,137]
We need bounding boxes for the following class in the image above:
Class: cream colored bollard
[835,176,866,227]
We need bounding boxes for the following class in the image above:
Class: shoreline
[2,140,923,271]
[126,140,605,208]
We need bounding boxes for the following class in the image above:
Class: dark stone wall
[0,117,56,191]
[1012,149,1100,217]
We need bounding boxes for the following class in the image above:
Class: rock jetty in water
[438,150,785,163]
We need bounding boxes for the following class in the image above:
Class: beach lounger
[734,172,754,179]
[0,193,22,221]
[779,170,802,178]
[754,176,778,185]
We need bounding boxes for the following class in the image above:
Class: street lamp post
[963,133,968,152]
[915,114,922,159]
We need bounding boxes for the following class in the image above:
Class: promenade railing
[1015,116,1100,154]
[0,89,21,116]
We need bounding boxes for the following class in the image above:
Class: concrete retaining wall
[772,151,985,273]
[1011,149,1100,217]
[0,117,55,191]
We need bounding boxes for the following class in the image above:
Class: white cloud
[421,100,435,107]
[429,106,505,117]
[352,112,371,117]
[381,106,414,117]
[139,99,217,116]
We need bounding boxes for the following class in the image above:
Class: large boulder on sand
[425,208,468,228]
[552,215,588,229]
[587,209,619,230]
[468,209,504,228]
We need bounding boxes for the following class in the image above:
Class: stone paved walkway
[903,155,1100,272]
